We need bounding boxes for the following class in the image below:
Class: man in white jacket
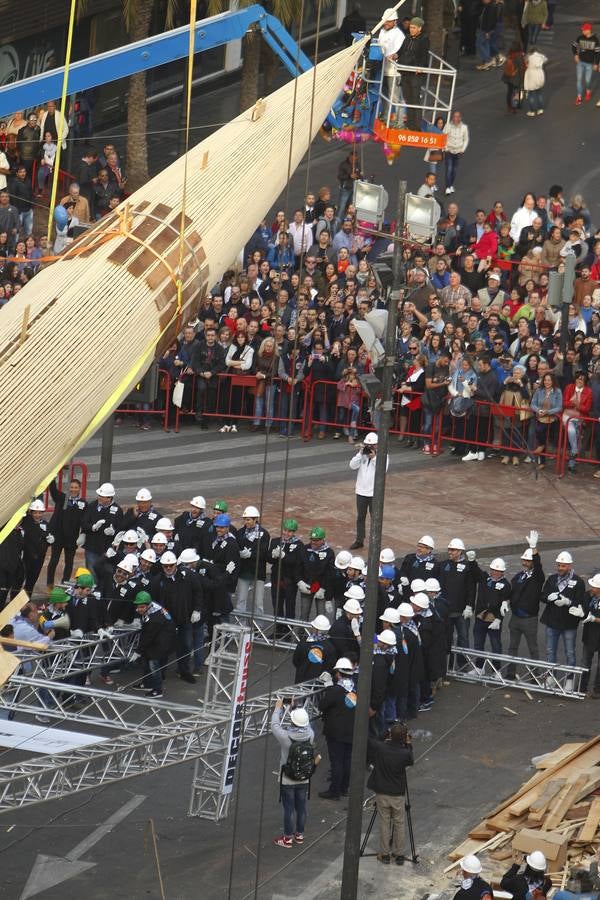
[378,8,405,121]
[349,431,389,549]
[443,111,469,195]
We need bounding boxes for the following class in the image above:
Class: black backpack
[282,740,316,781]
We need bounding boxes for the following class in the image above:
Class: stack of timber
[447,736,600,892]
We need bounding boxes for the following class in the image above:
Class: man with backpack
[271,698,318,849]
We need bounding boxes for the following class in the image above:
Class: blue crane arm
[0,5,313,117]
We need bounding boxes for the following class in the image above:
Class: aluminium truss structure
[448,646,586,699]
[15,626,141,680]
[231,610,312,650]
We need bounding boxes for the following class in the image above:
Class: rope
[176,0,198,326]
[46,0,78,243]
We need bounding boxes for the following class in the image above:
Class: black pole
[340,180,406,899]
[99,416,114,485]
[559,253,576,358]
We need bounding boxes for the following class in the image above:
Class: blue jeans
[19,210,33,236]
[144,658,163,693]
[473,618,502,655]
[280,783,308,837]
[192,621,205,671]
[576,61,593,96]
[546,627,577,666]
[445,152,460,188]
[476,29,498,63]
[253,384,275,426]
[527,88,544,112]
[450,614,470,648]
[84,549,105,588]
[528,23,541,45]
[176,623,193,675]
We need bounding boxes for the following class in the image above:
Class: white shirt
[510,206,537,242]
[288,220,313,256]
[443,121,470,155]
[349,450,389,497]
[379,26,405,76]
[0,151,8,190]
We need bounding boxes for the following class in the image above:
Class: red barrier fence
[559,413,600,476]
[115,368,172,432]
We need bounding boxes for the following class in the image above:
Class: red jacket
[474,230,499,260]
[563,384,592,417]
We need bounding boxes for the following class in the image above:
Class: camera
[362,446,374,456]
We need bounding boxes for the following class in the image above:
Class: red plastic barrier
[559,413,600,476]
[115,368,172,432]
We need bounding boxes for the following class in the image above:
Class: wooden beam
[0,636,49,652]
[545,775,590,831]
[0,590,30,632]
[579,797,600,844]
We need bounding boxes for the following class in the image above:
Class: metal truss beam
[448,646,586,699]
[230,610,313,650]
[17,627,140,680]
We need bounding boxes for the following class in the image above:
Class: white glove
[137,528,149,544]
[500,600,510,617]
[400,576,409,587]
[191,611,202,624]
[225,561,236,574]
[92,519,105,532]
[113,531,125,546]
[466,550,476,562]
[130,652,141,663]
[46,534,55,544]
[547,592,559,602]
[350,617,361,637]
[448,383,458,397]
[488,618,501,631]
[114,619,125,627]
[462,383,473,398]
[105,547,117,558]
[527,529,539,549]
[71,629,84,639]
[104,525,115,537]
[318,671,333,685]
[298,580,311,595]
[315,588,325,600]
[130,618,141,630]
[463,605,473,620]
[271,546,282,559]
[76,533,86,547]
[97,628,112,640]
[569,605,585,618]
[583,613,597,625]
[239,547,252,559]
[555,594,571,607]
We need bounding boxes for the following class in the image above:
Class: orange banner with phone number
[373,119,448,149]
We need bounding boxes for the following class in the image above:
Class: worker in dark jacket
[371,630,397,736]
[39,586,72,640]
[150,551,203,684]
[269,518,304,619]
[67,573,102,636]
[121,488,161,540]
[329,587,363,660]
[236,505,270,615]
[292,614,336,682]
[470,554,511,657]
[540,550,586,672]
[397,17,430,130]
[500,850,551,900]
[207,513,240,623]
[174,496,211,556]
[46,476,86,587]
[506,532,545,675]
[366,722,413,865]
[80,482,124,586]
[298,526,335,620]
[132,591,176,697]
[581,573,600,696]
[22,499,53,594]
[0,524,24,607]
[439,537,476,648]
[453,854,493,900]
[399,535,440,584]
[411,593,446,710]
[317,657,357,800]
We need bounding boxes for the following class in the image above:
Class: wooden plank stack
[448,736,600,891]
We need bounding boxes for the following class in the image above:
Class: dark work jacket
[300,544,335,599]
[473,563,511,618]
[319,681,356,743]
[67,593,102,633]
[48,481,86,544]
[149,569,202,626]
[237,525,270,581]
[81,501,124,554]
[583,592,600,652]
[104,577,138,625]
[0,526,23,575]
[138,605,176,660]
[293,636,337,682]
[540,571,586,630]
[415,611,446,681]
[174,511,212,556]
[371,653,395,710]
[121,506,161,539]
[500,863,552,900]
[397,31,430,68]
[269,536,304,585]
[399,552,440,582]
[329,614,360,660]
[366,738,413,795]
[390,625,422,698]
[509,553,545,618]
[452,876,493,900]
[22,514,49,565]
[208,532,241,595]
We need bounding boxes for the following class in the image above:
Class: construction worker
[122,488,161,538]
[174,496,211,557]
[22,499,53,594]
[411,593,445,711]
[269,518,304,620]
[400,535,440,583]
[500,850,551,899]
[371,630,397,736]
[39,587,71,639]
[317,657,357,800]
[506,531,545,677]
[0,523,24,607]
[207,513,240,626]
[46,476,86,587]
[469,555,512,659]
[80,483,123,585]
[453,855,493,900]
[236,505,270,615]
[581,573,600,697]
[438,537,475,649]
[297,526,335,620]
[66,572,102,637]
[540,550,586,678]
[131,591,176,698]
[292,615,336,683]
[329,587,363,660]
[150,550,203,684]
[331,550,353,612]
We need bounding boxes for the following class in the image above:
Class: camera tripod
[359,779,418,863]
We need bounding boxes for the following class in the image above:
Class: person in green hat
[297,527,335,620]
[39,586,71,639]
[213,500,228,514]
[132,591,176,697]
[68,572,101,638]
[269,518,305,619]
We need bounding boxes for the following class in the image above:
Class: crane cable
[176,0,198,327]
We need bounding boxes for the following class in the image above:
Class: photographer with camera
[366,722,414,865]
[271,698,319,849]
[348,432,388,550]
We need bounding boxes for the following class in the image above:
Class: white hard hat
[398,602,414,618]
[190,495,206,509]
[96,482,115,497]
[418,534,435,548]
[334,657,354,673]
[151,532,168,545]
[411,592,430,610]
[29,499,45,511]
[556,550,573,565]
[311,614,331,631]
[117,556,136,575]
[136,488,152,502]
[160,551,177,565]
[178,548,200,564]
[380,607,400,624]
[349,555,365,571]
[588,573,600,589]
[411,578,426,593]
[140,548,157,563]
[363,431,378,445]
[380,548,396,564]
[448,538,465,551]
[156,517,173,531]
[378,630,397,647]
[460,855,482,875]
[424,578,440,592]
[526,850,547,872]
[382,7,398,21]
[344,585,365,602]
[122,530,139,544]
[343,598,363,616]
[521,548,534,561]
[290,707,310,727]
[243,505,260,518]
[335,550,353,570]
[490,557,506,572]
